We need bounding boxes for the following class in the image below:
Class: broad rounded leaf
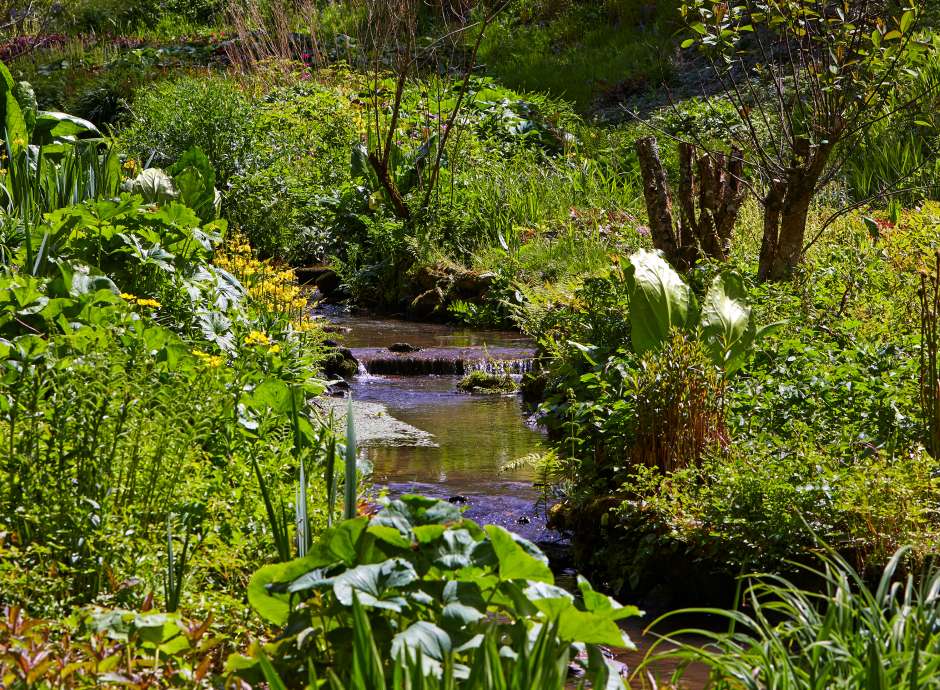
[332,558,417,611]
[625,250,693,354]
[392,621,452,661]
[484,525,553,583]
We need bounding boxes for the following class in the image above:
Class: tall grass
[477,0,677,110]
[252,397,356,560]
[844,35,940,205]
[0,138,121,268]
[643,544,940,688]
[458,153,642,250]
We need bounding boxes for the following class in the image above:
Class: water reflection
[349,373,551,540]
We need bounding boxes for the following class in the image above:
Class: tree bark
[635,136,682,265]
[368,151,411,221]
[757,138,834,281]
[636,136,746,271]
[764,190,812,281]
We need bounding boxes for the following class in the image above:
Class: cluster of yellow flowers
[244,329,282,356]
[120,293,162,309]
[244,329,271,346]
[192,350,224,368]
[214,233,310,319]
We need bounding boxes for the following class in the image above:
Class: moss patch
[457,371,517,394]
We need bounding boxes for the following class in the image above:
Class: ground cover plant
[2,0,940,687]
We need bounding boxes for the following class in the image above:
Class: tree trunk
[368,151,411,220]
[636,136,745,271]
[758,138,835,281]
[635,136,682,265]
[758,183,814,281]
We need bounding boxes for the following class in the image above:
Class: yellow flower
[268,344,281,355]
[120,292,137,301]
[245,330,270,347]
[136,298,162,308]
[192,350,223,367]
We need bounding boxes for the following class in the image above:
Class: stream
[324,312,556,544]
[322,310,709,689]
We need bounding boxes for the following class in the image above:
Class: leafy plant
[622,249,779,372]
[254,596,616,690]
[239,495,637,686]
[122,147,221,222]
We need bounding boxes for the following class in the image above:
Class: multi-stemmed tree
[680,0,930,280]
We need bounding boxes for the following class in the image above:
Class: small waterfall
[467,358,534,376]
[356,361,384,381]
[351,345,535,377]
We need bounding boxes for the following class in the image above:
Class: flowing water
[322,310,709,689]
[326,311,555,542]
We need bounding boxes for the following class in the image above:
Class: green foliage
[478,0,678,110]
[0,605,223,688]
[531,216,929,590]
[603,442,939,592]
[648,545,940,688]
[258,599,615,690]
[238,496,637,686]
[123,75,358,260]
[843,33,940,205]
[457,371,517,394]
[120,75,255,185]
[69,0,225,33]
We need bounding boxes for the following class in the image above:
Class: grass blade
[344,397,358,521]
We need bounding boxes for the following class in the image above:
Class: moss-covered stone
[457,370,517,394]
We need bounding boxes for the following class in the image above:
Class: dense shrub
[121,75,255,184]
[69,0,225,32]
[122,75,358,261]
[528,210,932,595]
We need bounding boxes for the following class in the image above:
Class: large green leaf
[578,575,641,620]
[247,379,293,414]
[700,272,782,373]
[123,168,178,204]
[32,111,99,144]
[12,82,36,136]
[434,528,479,570]
[557,607,635,648]
[332,558,418,611]
[168,147,219,221]
[484,525,553,583]
[248,550,336,625]
[700,272,750,370]
[391,621,451,661]
[0,61,28,154]
[625,250,694,355]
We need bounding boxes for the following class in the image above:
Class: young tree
[680,0,929,280]
[356,0,509,222]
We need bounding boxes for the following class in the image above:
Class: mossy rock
[457,371,517,394]
[322,347,358,379]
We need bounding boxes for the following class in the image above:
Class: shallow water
[320,311,553,538]
[348,372,555,542]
